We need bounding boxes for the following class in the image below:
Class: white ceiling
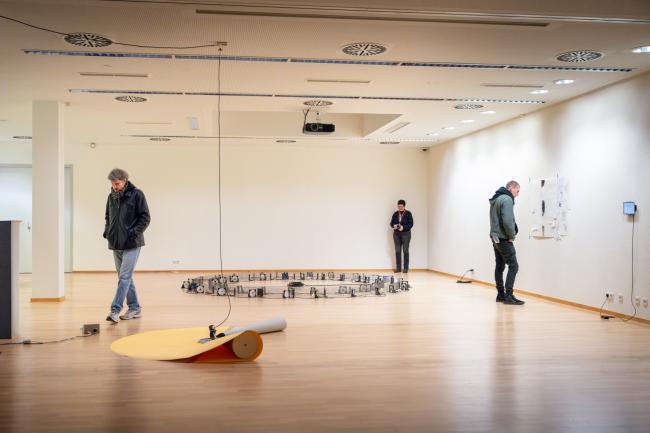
[0,0,649,148]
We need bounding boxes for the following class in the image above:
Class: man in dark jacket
[104,168,151,323]
[390,199,414,273]
[489,180,524,305]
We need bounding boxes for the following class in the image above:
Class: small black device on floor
[82,324,100,335]
[456,269,474,284]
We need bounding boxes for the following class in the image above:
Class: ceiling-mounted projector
[303,122,335,134]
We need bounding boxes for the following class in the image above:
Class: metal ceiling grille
[73,89,546,105]
[23,49,632,72]
[303,100,334,106]
[556,50,603,62]
[341,42,387,56]
[64,33,113,48]
[454,104,484,109]
[115,95,147,102]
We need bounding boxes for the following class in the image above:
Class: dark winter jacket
[489,187,518,241]
[104,182,150,250]
[390,210,414,232]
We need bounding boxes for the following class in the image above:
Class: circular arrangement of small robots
[181,271,411,299]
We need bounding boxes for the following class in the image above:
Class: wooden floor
[1,271,649,433]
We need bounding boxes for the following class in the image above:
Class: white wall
[63,142,428,271]
[427,72,650,320]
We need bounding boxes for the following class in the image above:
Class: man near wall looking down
[489,181,524,305]
[104,168,151,323]
[390,199,414,273]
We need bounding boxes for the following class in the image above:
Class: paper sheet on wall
[529,175,569,240]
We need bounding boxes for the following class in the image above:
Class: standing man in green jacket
[104,168,151,323]
[489,180,524,305]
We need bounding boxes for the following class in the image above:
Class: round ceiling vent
[115,96,147,103]
[341,42,387,56]
[149,137,171,141]
[556,50,603,62]
[303,100,333,107]
[64,33,113,48]
[454,104,484,110]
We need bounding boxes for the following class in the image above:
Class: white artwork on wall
[529,175,569,240]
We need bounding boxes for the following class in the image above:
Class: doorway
[0,165,73,273]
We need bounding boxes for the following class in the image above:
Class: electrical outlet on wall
[618,293,624,303]
[172,259,180,265]
[643,298,649,308]
[635,296,641,306]
[605,291,614,301]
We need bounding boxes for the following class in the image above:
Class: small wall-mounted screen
[623,201,637,215]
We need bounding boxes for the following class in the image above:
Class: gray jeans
[110,247,141,313]
[393,231,411,271]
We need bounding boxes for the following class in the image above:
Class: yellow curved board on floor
[110,327,263,363]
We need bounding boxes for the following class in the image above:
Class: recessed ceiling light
[427,133,440,136]
[553,79,575,85]
[461,119,475,123]
[480,110,497,115]
[115,95,147,102]
[530,89,549,94]
[454,104,483,110]
[556,50,603,62]
[149,137,170,141]
[631,46,650,54]
[64,33,113,48]
[13,135,32,140]
[341,42,387,56]
[442,126,456,130]
[303,100,333,106]
[276,139,296,143]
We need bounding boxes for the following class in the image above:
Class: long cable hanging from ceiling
[212,44,232,330]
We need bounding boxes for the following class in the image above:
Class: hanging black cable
[0,14,225,50]
[212,47,231,330]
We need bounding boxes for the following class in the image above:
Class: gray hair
[107,168,129,182]
[506,180,520,190]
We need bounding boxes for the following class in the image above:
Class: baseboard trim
[31,296,66,303]
[73,268,428,274]
[427,269,650,326]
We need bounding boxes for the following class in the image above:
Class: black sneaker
[503,293,525,305]
[496,292,506,302]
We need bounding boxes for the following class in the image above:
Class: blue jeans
[110,247,141,313]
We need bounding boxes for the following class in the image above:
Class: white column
[31,101,65,301]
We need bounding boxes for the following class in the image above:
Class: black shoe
[503,293,525,305]
[496,292,506,302]
[403,269,408,274]
[394,269,402,273]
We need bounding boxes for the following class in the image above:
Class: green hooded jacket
[489,187,518,241]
